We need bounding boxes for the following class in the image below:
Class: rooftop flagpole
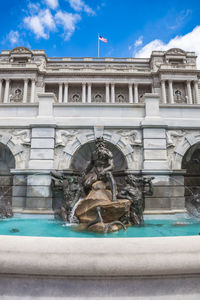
[98,33,100,57]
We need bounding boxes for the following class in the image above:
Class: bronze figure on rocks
[52,137,154,233]
[0,200,13,219]
[51,171,82,222]
[82,137,117,202]
[118,175,154,225]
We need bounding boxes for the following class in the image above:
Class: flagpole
[98,33,100,57]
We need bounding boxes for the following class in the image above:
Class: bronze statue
[83,137,117,202]
[51,171,82,222]
[0,200,13,219]
[51,138,154,233]
[118,175,154,225]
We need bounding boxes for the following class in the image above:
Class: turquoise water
[0,214,200,238]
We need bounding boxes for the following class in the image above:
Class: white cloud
[134,26,200,68]
[42,9,56,29]
[24,9,56,39]
[27,2,40,14]
[168,9,192,30]
[67,0,95,15]
[7,31,20,45]
[55,10,81,40]
[134,36,143,47]
[44,0,59,10]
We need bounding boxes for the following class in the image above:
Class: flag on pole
[99,36,107,43]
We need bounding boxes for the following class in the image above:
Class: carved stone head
[95,137,105,149]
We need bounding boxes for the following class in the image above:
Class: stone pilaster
[26,93,56,210]
[30,79,35,103]
[4,79,10,103]
[0,79,3,103]
[134,83,138,103]
[187,80,193,104]
[87,83,92,103]
[141,93,185,212]
[128,83,133,103]
[194,81,199,104]
[58,83,63,103]
[82,83,86,103]
[141,93,168,170]
[161,80,166,104]
[168,80,174,104]
[111,83,115,103]
[23,79,28,103]
[64,83,68,103]
[105,83,110,103]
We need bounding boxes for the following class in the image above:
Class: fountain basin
[1,214,200,298]
[0,234,200,278]
[0,213,199,237]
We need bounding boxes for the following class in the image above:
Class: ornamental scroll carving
[10,47,32,55]
[0,129,31,169]
[117,129,142,147]
[55,130,78,147]
[166,130,186,169]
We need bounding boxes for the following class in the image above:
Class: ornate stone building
[0,46,200,213]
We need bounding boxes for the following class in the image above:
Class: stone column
[141,93,185,212]
[186,80,193,104]
[168,80,174,104]
[28,126,55,210]
[64,83,68,103]
[194,80,200,104]
[111,83,115,103]
[4,79,10,103]
[141,93,169,170]
[161,80,167,104]
[134,83,139,103]
[30,79,36,103]
[129,83,133,103]
[0,79,3,103]
[87,83,92,103]
[82,83,86,103]
[23,79,28,103]
[58,83,63,103]
[105,83,110,103]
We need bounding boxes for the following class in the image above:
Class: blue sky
[1,0,200,64]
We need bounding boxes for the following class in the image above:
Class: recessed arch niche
[0,142,15,208]
[70,140,128,172]
[182,142,200,209]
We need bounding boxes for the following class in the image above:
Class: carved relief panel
[115,84,128,103]
[173,82,187,103]
[68,84,82,103]
[91,84,105,103]
[9,80,24,102]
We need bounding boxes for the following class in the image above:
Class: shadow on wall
[182,142,200,207]
[0,142,15,208]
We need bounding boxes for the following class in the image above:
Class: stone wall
[0,93,193,213]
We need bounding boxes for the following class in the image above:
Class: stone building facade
[0,46,200,213]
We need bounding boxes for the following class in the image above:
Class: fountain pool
[1,213,200,238]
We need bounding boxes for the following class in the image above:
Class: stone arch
[0,134,26,169]
[70,140,128,172]
[172,132,200,170]
[60,130,134,169]
[0,142,15,173]
[0,142,16,210]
